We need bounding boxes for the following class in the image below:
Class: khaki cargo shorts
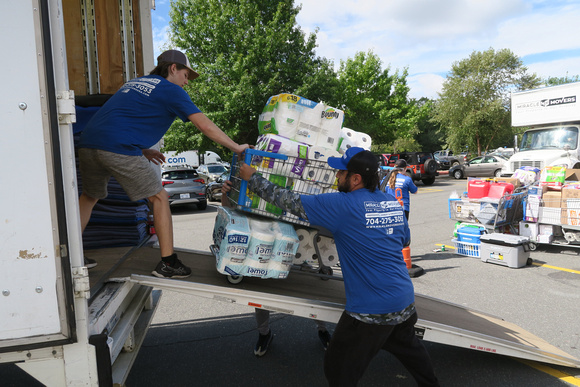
[78,148,162,201]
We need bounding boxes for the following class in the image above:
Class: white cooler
[479,233,531,268]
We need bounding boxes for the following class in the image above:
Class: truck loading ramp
[88,245,580,368]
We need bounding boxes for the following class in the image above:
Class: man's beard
[338,178,351,193]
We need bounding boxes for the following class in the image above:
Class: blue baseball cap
[327,147,376,175]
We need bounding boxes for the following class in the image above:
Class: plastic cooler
[479,233,530,268]
[456,226,485,243]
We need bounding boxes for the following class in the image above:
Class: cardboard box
[542,190,562,208]
[565,169,580,181]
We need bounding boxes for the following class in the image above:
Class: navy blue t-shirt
[301,188,414,314]
[79,75,201,155]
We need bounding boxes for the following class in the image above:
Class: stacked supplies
[213,207,300,279]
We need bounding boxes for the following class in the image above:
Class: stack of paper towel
[213,207,300,279]
[258,93,344,150]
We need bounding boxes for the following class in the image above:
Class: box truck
[501,82,580,176]
[2,2,578,386]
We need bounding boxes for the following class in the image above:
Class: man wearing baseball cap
[78,49,249,278]
[238,147,439,386]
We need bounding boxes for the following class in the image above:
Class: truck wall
[511,82,580,127]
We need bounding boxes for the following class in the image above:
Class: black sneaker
[84,256,97,269]
[151,257,191,279]
[318,330,331,350]
[254,331,273,357]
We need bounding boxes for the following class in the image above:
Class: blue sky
[150,0,580,99]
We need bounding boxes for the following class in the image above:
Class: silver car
[196,163,228,184]
[161,167,207,209]
[450,155,508,179]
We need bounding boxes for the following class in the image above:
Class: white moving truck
[2,2,578,386]
[501,82,580,176]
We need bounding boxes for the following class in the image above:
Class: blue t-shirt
[300,189,414,314]
[386,174,417,211]
[79,75,201,155]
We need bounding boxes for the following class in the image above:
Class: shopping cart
[227,149,338,226]
[218,148,341,281]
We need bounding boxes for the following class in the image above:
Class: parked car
[433,150,462,170]
[161,166,207,209]
[449,155,509,179]
[376,152,439,185]
[206,171,230,202]
[197,163,228,184]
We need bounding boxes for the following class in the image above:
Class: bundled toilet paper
[294,228,319,265]
[316,235,339,267]
[337,134,357,154]
[338,127,372,153]
[356,132,372,150]
[213,207,252,276]
[268,221,300,279]
[293,180,324,195]
[302,161,337,188]
[245,218,276,277]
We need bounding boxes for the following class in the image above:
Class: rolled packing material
[246,219,276,277]
[213,207,251,276]
[316,235,339,267]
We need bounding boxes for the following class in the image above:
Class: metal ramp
[96,245,580,369]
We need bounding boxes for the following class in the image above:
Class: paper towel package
[213,207,252,276]
[316,106,344,149]
[258,94,319,138]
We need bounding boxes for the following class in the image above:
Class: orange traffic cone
[402,246,412,269]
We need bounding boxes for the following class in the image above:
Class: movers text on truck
[501,82,580,176]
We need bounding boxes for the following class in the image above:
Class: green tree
[329,51,424,153]
[163,0,323,157]
[432,48,541,156]
[414,98,443,152]
[544,74,580,86]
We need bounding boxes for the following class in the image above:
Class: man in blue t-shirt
[78,49,249,277]
[238,147,439,386]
